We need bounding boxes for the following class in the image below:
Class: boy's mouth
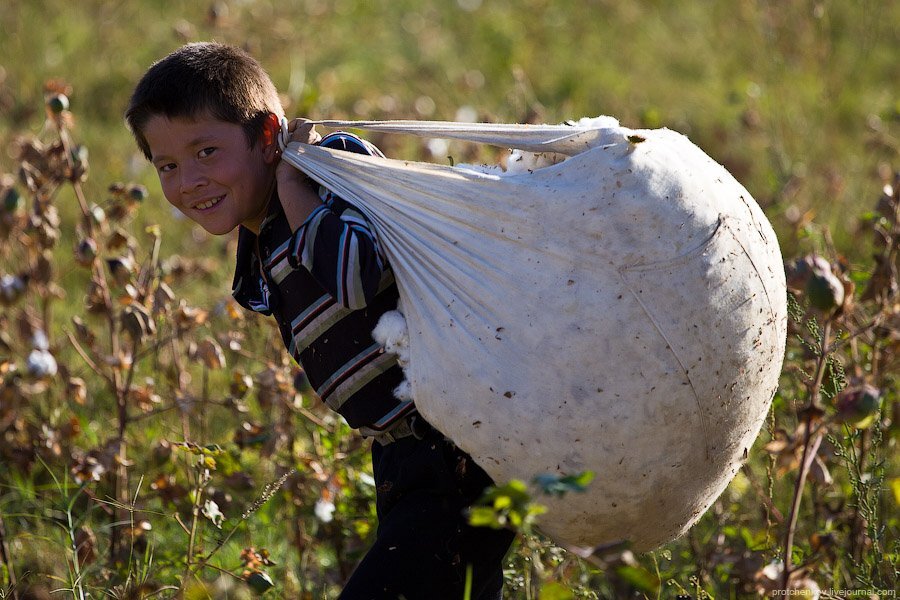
[195,195,224,211]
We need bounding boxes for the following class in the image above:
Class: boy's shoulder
[314,132,384,215]
[319,131,385,158]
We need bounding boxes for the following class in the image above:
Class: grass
[0,0,897,598]
[2,0,898,248]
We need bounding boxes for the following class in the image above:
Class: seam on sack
[617,267,712,462]
[620,217,724,273]
[616,216,728,463]
[722,219,779,328]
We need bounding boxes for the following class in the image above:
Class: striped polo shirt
[231,133,414,434]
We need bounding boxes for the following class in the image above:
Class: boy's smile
[143,113,277,235]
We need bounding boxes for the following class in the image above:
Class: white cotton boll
[573,115,620,130]
[202,499,224,528]
[504,149,567,174]
[457,152,567,176]
[793,579,821,599]
[455,105,479,123]
[397,349,409,368]
[27,349,57,378]
[757,560,820,599]
[372,310,409,358]
[314,499,335,523]
[454,163,505,175]
[0,274,25,304]
[372,310,406,345]
[761,561,783,581]
[373,309,412,399]
[393,380,412,401]
[32,330,49,351]
[426,138,450,159]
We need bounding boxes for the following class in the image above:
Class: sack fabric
[280,117,787,552]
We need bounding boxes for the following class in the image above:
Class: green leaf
[540,582,575,600]
[493,494,512,510]
[184,582,214,600]
[202,443,224,456]
[533,471,595,497]
[567,471,595,488]
[614,564,660,594]
[500,479,530,498]
[214,451,241,476]
[508,511,523,528]
[468,506,503,529]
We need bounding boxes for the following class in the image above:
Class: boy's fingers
[286,118,320,144]
[288,117,313,132]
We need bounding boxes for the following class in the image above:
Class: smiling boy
[142,115,277,233]
[125,42,513,599]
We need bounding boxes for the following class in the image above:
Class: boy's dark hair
[125,42,284,160]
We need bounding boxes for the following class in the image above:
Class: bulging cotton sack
[281,117,787,552]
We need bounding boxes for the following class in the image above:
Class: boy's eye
[158,163,176,173]
[198,147,216,159]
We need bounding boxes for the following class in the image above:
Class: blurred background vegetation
[2,0,897,258]
[0,0,897,598]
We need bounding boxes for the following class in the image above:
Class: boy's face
[143,113,277,235]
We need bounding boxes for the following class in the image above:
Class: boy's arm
[276,119,324,228]
[286,196,387,310]
[277,126,388,310]
[278,178,324,230]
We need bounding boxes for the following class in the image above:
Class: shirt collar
[231,188,285,314]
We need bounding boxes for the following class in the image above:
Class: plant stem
[55,115,128,568]
[781,319,831,590]
[66,500,88,600]
[848,427,871,562]
[281,390,307,575]
[740,464,784,522]
[200,366,209,442]
[111,338,139,567]
[41,294,52,347]
[64,329,114,387]
[0,514,19,600]
[182,466,208,588]
[170,337,191,440]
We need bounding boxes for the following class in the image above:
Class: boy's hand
[276,118,325,231]
[276,118,321,186]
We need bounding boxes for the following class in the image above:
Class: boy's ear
[261,113,280,162]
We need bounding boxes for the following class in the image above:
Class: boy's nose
[179,170,208,194]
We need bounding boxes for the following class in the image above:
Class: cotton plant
[26,330,58,378]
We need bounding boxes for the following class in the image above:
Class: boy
[125,42,514,599]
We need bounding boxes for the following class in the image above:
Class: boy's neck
[241,177,277,234]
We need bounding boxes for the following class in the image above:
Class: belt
[371,413,433,446]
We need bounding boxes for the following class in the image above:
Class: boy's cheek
[159,193,189,220]
[172,205,199,224]
[159,185,181,211]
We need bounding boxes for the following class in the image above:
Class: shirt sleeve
[284,132,389,310]
[286,189,388,310]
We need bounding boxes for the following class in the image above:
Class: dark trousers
[340,423,516,599]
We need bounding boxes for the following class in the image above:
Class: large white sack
[281,117,787,552]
